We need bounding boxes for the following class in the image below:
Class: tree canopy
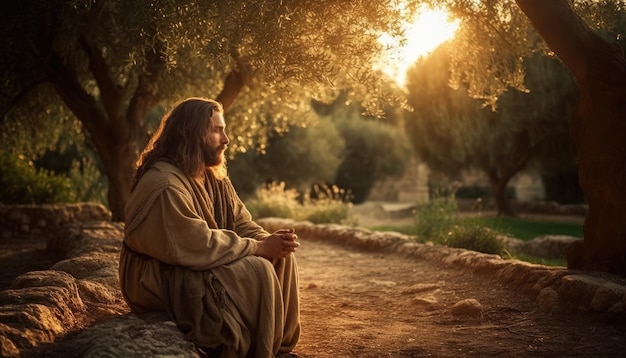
[1,0,623,221]
[405,46,579,215]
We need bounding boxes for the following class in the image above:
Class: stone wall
[0,203,111,239]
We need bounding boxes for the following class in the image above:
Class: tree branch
[514,0,611,83]
[78,35,122,122]
[216,55,253,111]
[126,45,166,141]
[43,49,111,154]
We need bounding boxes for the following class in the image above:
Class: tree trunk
[97,140,138,222]
[216,57,252,111]
[486,169,515,217]
[516,0,626,274]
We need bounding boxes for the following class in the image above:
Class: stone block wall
[0,203,112,239]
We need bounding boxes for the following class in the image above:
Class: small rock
[412,294,438,310]
[401,283,441,295]
[538,287,559,314]
[450,298,483,318]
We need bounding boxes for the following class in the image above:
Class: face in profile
[203,111,229,167]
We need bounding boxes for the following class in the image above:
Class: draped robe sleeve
[124,161,264,271]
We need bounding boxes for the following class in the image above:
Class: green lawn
[460,216,583,241]
[371,216,584,241]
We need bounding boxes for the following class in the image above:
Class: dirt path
[294,238,625,357]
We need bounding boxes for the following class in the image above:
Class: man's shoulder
[141,162,189,189]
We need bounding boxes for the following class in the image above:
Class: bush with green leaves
[414,190,504,255]
[414,195,458,242]
[0,150,75,204]
[443,224,504,255]
[301,184,353,224]
[245,182,353,224]
[245,182,299,220]
[0,148,107,205]
[334,110,411,204]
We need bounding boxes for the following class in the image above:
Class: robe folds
[119,161,300,357]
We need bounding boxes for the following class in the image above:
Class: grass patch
[505,251,567,267]
[367,192,581,267]
[460,216,583,241]
[371,216,583,242]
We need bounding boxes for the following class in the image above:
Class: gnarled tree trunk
[516,0,626,274]
[486,169,515,217]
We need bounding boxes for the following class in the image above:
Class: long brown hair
[133,97,223,190]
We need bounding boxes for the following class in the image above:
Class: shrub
[413,189,504,255]
[246,182,299,219]
[301,184,353,224]
[246,182,353,224]
[414,195,458,242]
[444,224,504,255]
[0,151,76,204]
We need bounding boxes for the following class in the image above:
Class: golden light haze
[376,5,460,88]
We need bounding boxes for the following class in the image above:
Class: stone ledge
[0,204,111,239]
[0,220,129,357]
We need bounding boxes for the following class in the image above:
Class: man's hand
[255,228,299,259]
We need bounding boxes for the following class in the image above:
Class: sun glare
[376,6,460,88]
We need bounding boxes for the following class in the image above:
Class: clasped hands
[255,228,300,259]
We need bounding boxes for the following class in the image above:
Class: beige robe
[119,161,300,357]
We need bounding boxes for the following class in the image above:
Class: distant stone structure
[368,159,430,204]
[368,159,547,204]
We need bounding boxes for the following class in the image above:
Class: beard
[204,145,226,167]
[204,145,228,179]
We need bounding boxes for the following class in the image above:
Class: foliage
[229,114,345,199]
[461,216,583,241]
[443,224,504,255]
[404,45,579,215]
[414,193,459,242]
[1,0,415,218]
[245,182,353,225]
[428,0,623,108]
[231,95,412,204]
[413,196,505,255]
[332,101,412,203]
[301,184,354,224]
[0,0,411,158]
[65,156,108,204]
[245,182,299,220]
[2,0,622,219]
[0,150,75,204]
[0,147,107,205]
[0,94,107,205]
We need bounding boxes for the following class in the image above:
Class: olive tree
[0,0,407,220]
[405,47,577,216]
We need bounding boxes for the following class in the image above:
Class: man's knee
[243,255,276,276]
